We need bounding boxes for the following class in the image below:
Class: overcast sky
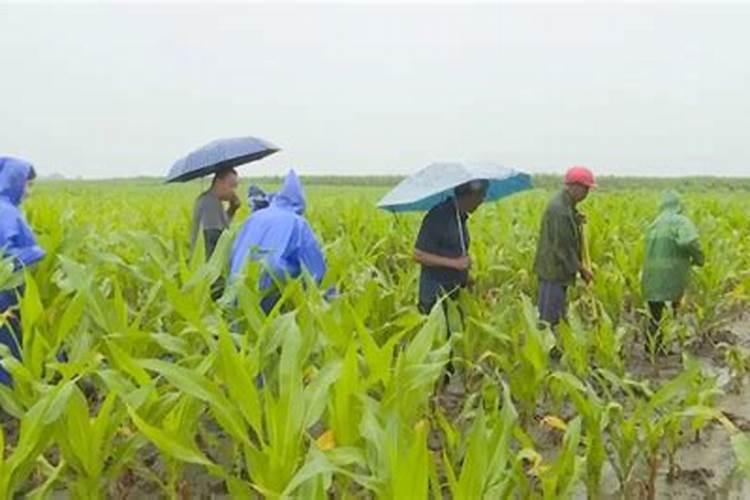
[1,3,748,178]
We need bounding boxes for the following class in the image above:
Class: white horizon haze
[1,3,749,179]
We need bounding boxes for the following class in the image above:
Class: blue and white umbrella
[165,136,279,183]
[377,162,532,213]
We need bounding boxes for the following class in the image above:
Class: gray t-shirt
[190,191,230,258]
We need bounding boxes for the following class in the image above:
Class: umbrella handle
[454,199,467,256]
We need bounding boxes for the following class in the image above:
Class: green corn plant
[441,382,521,499]
[359,402,430,499]
[537,416,585,499]
[557,313,591,378]
[54,388,136,498]
[720,343,750,393]
[547,371,615,500]
[506,296,554,424]
[0,380,80,496]
[605,402,643,496]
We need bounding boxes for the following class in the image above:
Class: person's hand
[576,212,588,225]
[453,255,471,271]
[580,267,594,284]
[227,193,241,214]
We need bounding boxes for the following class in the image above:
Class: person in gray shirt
[190,167,241,260]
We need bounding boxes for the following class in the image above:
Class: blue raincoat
[0,157,45,386]
[230,170,326,309]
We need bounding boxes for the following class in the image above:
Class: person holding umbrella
[378,162,532,391]
[534,166,596,328]
[165,136,280,260]
[190,167,241,259]
[0,157,45,387]
[414,179,488,314]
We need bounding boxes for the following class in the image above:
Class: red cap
[564,165,596,188]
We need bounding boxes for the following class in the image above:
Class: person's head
[247,185,270,211]
[564,166,596,204]
[660,190,683,214]
[26,166,36,194]
[211,167,239,201]
[454,179,489,214]
[0,156,34,206]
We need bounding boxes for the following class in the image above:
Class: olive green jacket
[534,190,582,285]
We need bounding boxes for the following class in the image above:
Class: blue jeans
[538,280,568,326]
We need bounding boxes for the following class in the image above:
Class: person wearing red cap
[533,166,596,327]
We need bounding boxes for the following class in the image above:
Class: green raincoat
[534,190,582,286]
[642,191,705,302]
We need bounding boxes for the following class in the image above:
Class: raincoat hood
[271,170,306,215]
[0,157,32,207]
[659,190,683,214]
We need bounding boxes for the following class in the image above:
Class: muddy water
[577,316,750,499]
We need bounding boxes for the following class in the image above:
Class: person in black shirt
[414,179,488,393]
[414,179,488,313]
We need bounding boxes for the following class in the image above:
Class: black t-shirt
[415,199,470,309]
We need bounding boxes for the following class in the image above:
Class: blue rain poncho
[230,170,326,290]
[0,158,45,274]
[0,156,45,386]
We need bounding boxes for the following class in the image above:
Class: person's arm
[550,211,585,280]
[686,240,705,267]
[413,248,469,271]
[226,192,241,221]
[2,219,45,270]
[413,209,469,271]
[675,217,704,267]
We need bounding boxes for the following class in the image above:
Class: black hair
[454,179,489,198]
[212,167,238,185]
[27,166,37,181]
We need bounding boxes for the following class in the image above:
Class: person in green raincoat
[641,191,705,351]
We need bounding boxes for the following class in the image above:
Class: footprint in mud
[723,411,750,432]
[668,467,715,489]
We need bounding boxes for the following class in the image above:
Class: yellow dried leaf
[541,415,568,432]
[530,463,551,477]
[316,430,336,451]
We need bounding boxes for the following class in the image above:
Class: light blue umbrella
[377,162,532,213]
[166,136,279,183]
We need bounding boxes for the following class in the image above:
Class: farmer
[641,190,705,352]
[229,170,326,314]
[534,166,595,327]
[413,179,488,315]
[0,157,45,387]
[413,179,487,393]
[190,167,241,260]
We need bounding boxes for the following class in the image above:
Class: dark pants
[538,280,568,326]
[260,288,281,315]
[647,301,679,352]
[0,311,21,387]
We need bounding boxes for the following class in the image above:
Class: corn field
[2,179,750,499]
